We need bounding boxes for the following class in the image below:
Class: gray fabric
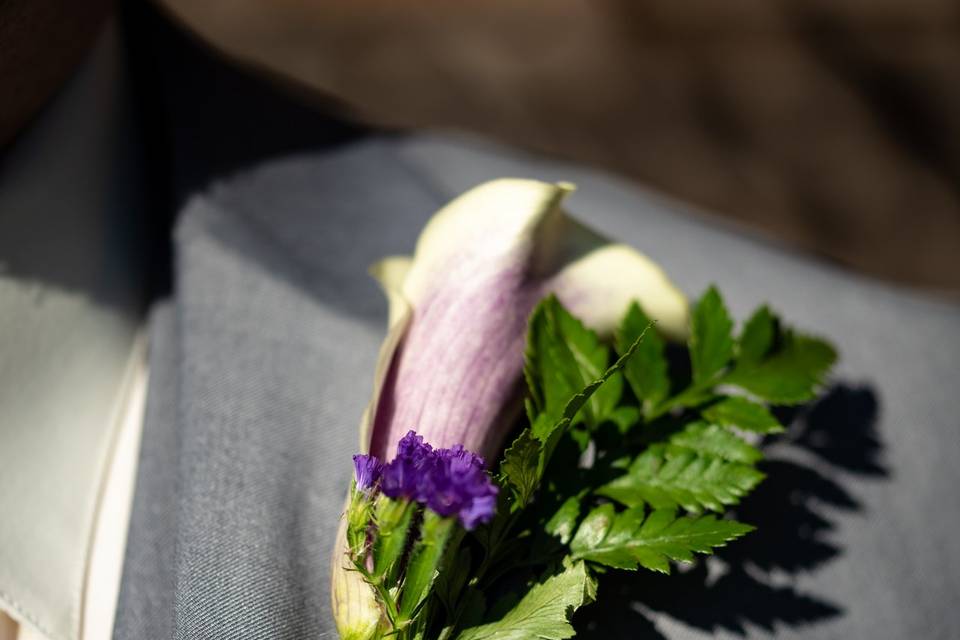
[113,302,177,640]
[115,135,960,640]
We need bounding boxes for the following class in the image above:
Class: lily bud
[331,519,382,640]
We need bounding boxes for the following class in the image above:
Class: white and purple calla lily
[333,178,689,639]
[362,178,688,460]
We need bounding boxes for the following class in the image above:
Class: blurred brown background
[4,0,960,290]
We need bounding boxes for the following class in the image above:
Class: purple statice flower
[457,493,499,531]
[379,431,434,500]
[395,430,434,466]
[352,454,383,492]
[426,444,499,530]
[378,431,498,530]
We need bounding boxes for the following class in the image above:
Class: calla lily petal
[358,257,413,451]
[365,178,688,461]
[553,241,689,341]
[369,256,413,328]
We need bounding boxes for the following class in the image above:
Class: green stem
[645,374,726,422]
[437,510,520,640]
[397,513,455,624]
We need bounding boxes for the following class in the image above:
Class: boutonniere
[331,179,835,640]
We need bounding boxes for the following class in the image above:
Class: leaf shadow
[576,383,886,638]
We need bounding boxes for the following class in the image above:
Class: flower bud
[331,520,382,640]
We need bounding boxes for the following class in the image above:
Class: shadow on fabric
[576,384,886,638]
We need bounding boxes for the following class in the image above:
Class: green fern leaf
[571,504,754,573]
[597,444,765,513]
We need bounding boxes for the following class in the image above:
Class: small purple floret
[377,430,498,529]
[396,430,434,464]
[380,431,434,499]
[352,453,383,491]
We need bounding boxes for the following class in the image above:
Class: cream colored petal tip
[401,179,576,301]
[555,242,690,341]
[369,256,413,327]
